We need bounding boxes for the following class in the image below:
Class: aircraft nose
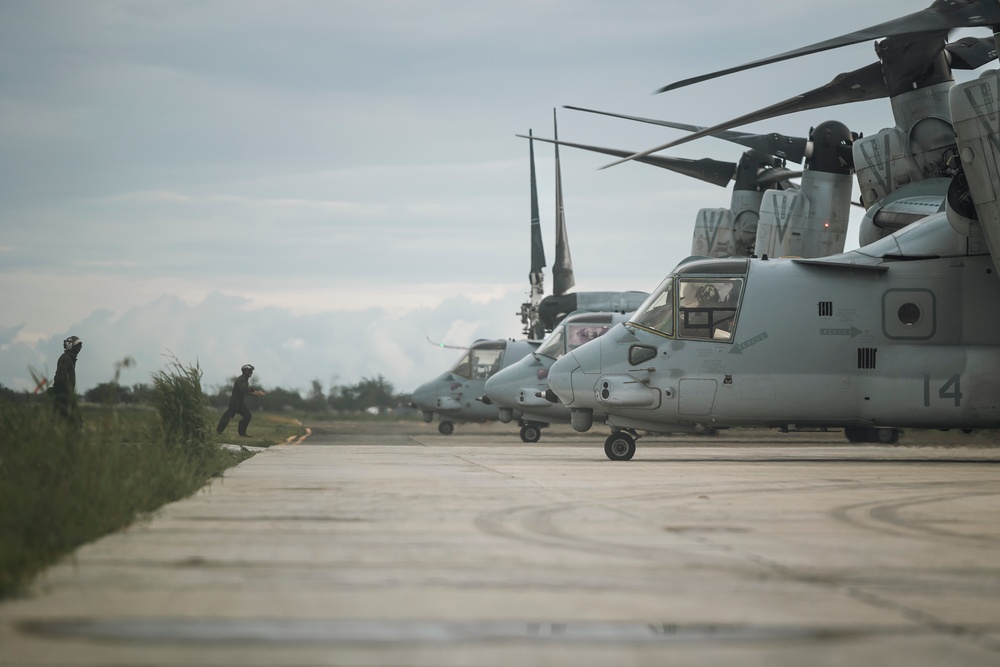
[410,380,438,411]
[484,367,517,409]
[548,352,581,406]
[549,334,611,407]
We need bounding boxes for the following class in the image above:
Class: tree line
[0,374,413,415]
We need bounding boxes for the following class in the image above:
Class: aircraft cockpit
[449,341,506,380]
[535,313,614,360]
[628,258,748,342]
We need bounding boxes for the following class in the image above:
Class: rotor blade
[602,62,887,170]
[755,168,803,187]
[656,0,1000,93]
[551,109,575,296]
[528,130,546,274]
[516,134,736,187]
[565,105,739,135]
[564,104,809,163]
[946,35,999,69]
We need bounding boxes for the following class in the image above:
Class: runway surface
[2,422,999,666]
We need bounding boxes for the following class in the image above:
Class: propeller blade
[551,109,575,296]
[602,61,887,169]
[565,105,736,135]
[564,104,809,163]
[755,168,803,187]
[946,35,998,70]
[516,134,736,187]
[528,130,546,274]
[656,0,1000,94]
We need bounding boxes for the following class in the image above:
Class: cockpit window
[567,322,610,350]
[450,343,505,379]
[630,279,674,337]
[450,352,472,378]
[678,278,743,341]
[535,327,566,359]
[536,316,613,359]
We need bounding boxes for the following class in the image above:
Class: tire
[876,428,899,444]
[520,424,541,443]
[438,421,454,435]
[604,432,636,461]
[844,426,868,443]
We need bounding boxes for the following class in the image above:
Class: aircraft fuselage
[548,216,1000,433]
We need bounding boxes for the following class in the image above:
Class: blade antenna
[424,333,469,351]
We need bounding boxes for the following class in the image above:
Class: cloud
[0,323,24,348]
[0,289,527,396]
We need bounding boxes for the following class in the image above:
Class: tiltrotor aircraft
[483,310,631,442]
[411,112,646,434]
[547,0,1000,460]
[411,337,540,434]
[488,115,855,443]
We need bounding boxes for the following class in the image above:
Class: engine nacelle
[854,82,957,209]
[950,70,1000,277]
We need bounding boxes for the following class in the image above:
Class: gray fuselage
[548,214,1000,433]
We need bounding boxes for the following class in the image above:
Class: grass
[0,360,305,599]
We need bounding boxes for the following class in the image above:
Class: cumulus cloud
[0,290,527,395]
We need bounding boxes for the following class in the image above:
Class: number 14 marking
[923,374,962,407]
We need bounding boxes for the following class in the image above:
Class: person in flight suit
[51,335,83,427]
[216,364,265,437]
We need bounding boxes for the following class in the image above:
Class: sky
[0,0,981,396]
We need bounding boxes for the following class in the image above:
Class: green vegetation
[0,359,304,599]
[207,373,412,416]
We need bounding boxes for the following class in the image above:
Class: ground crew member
[52,335,83,427]
[216,364,265,437]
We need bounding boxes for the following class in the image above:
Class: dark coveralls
[51,349,81,426]
[216,375,253,436]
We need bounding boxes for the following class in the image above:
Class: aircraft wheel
[604,432,636,461]
[844,426,868,443]
[876,428,899,444]
[520,424,541,443]
[438,421,454,435]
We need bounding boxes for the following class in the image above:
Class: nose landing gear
[519,423,542,443]
[604,430,638,461]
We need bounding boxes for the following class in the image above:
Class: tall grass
[151,356,212,458]
[0,359,262,598]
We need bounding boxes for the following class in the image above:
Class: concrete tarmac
[2,422,1000,666]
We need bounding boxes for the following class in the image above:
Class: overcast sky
[0,0,981,395]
